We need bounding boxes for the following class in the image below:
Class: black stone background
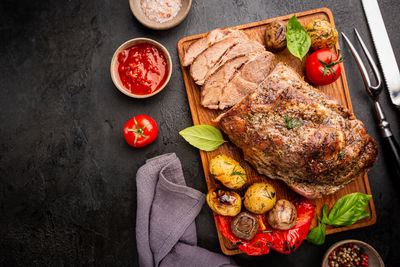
[1,0,399,266]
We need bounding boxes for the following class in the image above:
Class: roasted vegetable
[244,182,276,214]
[231,212,259,240]
[206,189,242,216]
[264,20,287,52]
[267,199,297,230]
[210,154,247,189]
[216,199,316,255]
[304,19,338,50]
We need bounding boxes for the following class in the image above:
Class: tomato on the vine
[305,49,342,86]
[123,115,158,148]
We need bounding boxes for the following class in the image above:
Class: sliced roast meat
[201,54,254,109]
[182,28,249,67]
[218,51,276,109]
[190,37,249,85]
[197,40,265,86]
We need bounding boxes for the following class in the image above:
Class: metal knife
[361,0,400,107]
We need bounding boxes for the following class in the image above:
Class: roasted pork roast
[217,63,378,198]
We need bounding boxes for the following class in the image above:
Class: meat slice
[201,55,251,109]
[197,40,265,85]
[190,37,249,85]
[217,63,378,198]
[201,51,275,110]
[182,28,248,67]
[218,51,276,109]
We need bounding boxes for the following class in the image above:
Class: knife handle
[383,135,400,174]
[374,101,400,173]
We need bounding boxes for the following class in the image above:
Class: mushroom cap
[231,212,259,240]
[264,20,287,52]
[267,199,297,230]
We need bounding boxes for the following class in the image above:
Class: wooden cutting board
[177,7,376,255]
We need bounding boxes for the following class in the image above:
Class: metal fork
[342,29,400,173]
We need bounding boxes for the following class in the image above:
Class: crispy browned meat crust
[218,63,378,198]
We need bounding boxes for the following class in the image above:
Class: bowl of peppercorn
[322,240,384,267]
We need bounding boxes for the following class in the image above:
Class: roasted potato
[264,20,287,52]
[305,19,338,50]
[210,154,247,189]
[244,182,276,214]
[206,189,242,216]
[267,199,297,230]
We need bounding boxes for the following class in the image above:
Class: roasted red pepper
[215,199,315,256]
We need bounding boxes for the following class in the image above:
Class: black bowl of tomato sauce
[110,38,172,98]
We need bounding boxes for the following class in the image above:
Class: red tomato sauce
[117,43,168,95]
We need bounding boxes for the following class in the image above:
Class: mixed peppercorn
[328,243,369,267]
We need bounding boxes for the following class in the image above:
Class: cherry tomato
[305,49,342,86]
[123,115,158,148]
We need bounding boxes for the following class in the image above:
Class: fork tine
[341,31,373,92]
[354,28,382,90]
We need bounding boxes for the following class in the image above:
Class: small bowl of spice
[110,38,172,98]
[322,240,384,267]
[129,0,192,30]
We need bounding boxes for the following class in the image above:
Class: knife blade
[361,0,400,107]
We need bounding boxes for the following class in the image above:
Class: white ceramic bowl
[129,0,192,30]
[110,38,172,98]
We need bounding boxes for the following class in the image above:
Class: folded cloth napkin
[136,153,238,267]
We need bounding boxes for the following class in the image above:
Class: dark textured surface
[0,0,399,266]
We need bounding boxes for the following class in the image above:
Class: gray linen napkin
[136,153,238,267]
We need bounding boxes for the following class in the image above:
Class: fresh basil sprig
[306,193,371,245]
[322,193,371,226]
[286,15,311,60]
[179,125,226,151]
[306,215,326,245]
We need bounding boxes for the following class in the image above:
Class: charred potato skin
[267,199,297,230]
[264,20,287,52]
[209,154,247,190]
[206,189,242,216]
[244,182,276,214]
[305,19,338,50]
[231,212,259,241]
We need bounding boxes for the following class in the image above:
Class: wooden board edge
[325,7,354,113]
[214,217,242,255]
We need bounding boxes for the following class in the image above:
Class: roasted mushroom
[210,154,247,189]
[231,212,259,240]
[267,199,297,230]
[206,189,242,216]
[264,20,287,52]
[244,182,276,214]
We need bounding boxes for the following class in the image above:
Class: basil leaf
[306,216,326,245]
[286,15,311,60]
[325,193,371,227]
[179,125,226,151]
[321,204,330,224]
